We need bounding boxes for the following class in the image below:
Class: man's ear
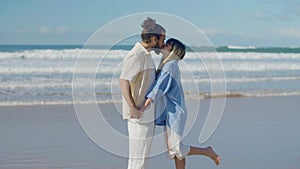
[151,36,158,44]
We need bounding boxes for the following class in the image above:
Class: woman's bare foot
[207,146,221,166]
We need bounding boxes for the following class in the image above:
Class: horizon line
[0,44,300,48]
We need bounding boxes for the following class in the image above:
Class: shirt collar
[135,42,151,56]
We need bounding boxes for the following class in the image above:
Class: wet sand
[0,96,299,169]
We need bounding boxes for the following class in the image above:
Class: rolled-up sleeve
[120,54,143,81]
[147,69,174,103]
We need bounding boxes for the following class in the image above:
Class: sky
[0,0,300,47]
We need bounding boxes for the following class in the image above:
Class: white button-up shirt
[120,42,156,121]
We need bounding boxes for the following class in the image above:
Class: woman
[140,38,221,169]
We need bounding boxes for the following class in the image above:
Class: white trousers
[127,120,154,169]
[165,126,190,160]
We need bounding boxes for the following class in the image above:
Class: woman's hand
[139,98,152,113]
[139,106,146,113]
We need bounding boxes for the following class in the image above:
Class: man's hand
[119,79,142,119]
[129,106,142,119]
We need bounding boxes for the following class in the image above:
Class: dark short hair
[141,17,166,43]
[166,38,186,59]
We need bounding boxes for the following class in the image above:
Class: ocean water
[1,45,300,106]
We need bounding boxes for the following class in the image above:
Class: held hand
[129,106,142,119]
[140,99,152,113]
[139,106,146,113]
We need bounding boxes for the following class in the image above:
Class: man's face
[157,33,166,49]
[153,32,166,54]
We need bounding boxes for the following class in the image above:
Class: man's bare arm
[119,79,141,118]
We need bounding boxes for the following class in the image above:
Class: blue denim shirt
[147,60,187,136]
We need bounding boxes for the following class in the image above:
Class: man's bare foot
[207,146,221,166]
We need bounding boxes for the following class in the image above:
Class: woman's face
[161,43,172,57]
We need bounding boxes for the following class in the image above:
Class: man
[119,17,166,169]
